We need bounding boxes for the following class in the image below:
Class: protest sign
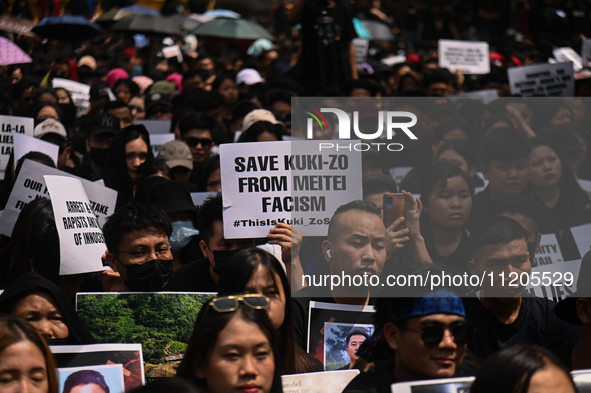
[552,47,584,72]
[44,176,106,275]
[135,120,171,134]
[532,233,564,267]
[52,78,90,116]
[392,377,475,393]
[191,191,218,207]
[76,292,215,380]
[525,258,580,302]
[508,62,575,96]
[150,133,175,157]
[582,39,591,66]
[324,322,373,370]
[352,38,369,64]
[0,114,34,180]
[307,301,374,365]
[438,39,490,74]
[389,166,412,187]
[13,133,59,167]
[220,140,362,238]
[282,370,359,393]
[50,343,144,390]
[448,89,499,104]
[577,179,591,198]
[0,159,117,237]
[58,364,124,393]
[570,223,591,258]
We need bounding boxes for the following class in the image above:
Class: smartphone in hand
[383,193,406,231]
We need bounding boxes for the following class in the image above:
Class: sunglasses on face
[185,137,213,148]
[209,294,270,313]
[405,324,472,347]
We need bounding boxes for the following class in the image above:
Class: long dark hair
[176,300,282,393]
[470,344,575,393]
[218,248,297,374]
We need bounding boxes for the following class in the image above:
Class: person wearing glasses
[176,294,282,393]
[178,112,216,184]
[343,289,470,392]
[102,204,174,292]
[465,216,580,361]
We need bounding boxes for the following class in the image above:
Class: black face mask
[89,148,108,166]
[125,259,173,291]
[211,250,241,278]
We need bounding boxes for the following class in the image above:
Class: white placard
[577,179,591,199]
[44,175,106,275]
[13,133,59,167]
[533,233,564,266]
[52,78,90,117]
[571,223,591,258]
[190,191,218,206]
[508,62,575,96]
[162,45,183,62]
[448,89,499,104]
[352,38,369,64]
[582,39,591,66]
[135,120,171,134]
[525,258,580,302]
[438,39,490,74]
[220,140,362,238]
[0,115,34,180]
[388,166,412,188]
[552,47,584,72]
[0,159,117,237]
[150,133,175,157]
[282,370,360,393]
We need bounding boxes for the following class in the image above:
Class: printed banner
[508,62,574,96]
[438,39,490,74]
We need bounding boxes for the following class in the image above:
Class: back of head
[479,128,530,167]
[362,174,397,199]
[198,193,223,244]
[102,203,172,253]
[470,344,574,393]
[0,316,59,393]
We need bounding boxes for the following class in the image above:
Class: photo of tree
[76,292,215,379]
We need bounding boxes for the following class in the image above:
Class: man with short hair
[343,290,469,392]
[470,129,531,228]
[465,216,579,360]
[103,204,173,292]
[178,112,216,176]
[340,330,368,370]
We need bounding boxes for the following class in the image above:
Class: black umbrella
[95,9,141,27]
[32,15,102,41]
[110,14,182,36]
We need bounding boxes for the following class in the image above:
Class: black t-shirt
[464,296,581,361]
[292,285,337,349]
[424,229,472,273]
[164,257,218,292]
[342,364,396,393]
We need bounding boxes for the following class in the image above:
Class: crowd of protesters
[1,0,591,392]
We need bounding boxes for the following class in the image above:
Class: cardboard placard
[150,133,175,157]
[44,175,106,275]
[307,301,374,366]
[52,78,91,116]
[525,258,580,302]
[13,133,59,167]
[58,364,124,393]
[508,62,575,96]
[570,223,591,258]
[0,114,34,180]
[532,233,564,266]
[50,343,144,391]
[438,39,490,74]
[220,140,362,238]
[282,370,360,393]
[135,120,171,134]
[0,159,117,238]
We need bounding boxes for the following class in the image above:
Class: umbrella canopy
[110,14,182,36]
[0,16,37,38]
[32,15,102,41]
[0,36,32,66]
[120,4,160,16]
[166,14,201,32]
[95,9,141,27]
[361,20,395,41]
[191,17,273,41]
[203,9,241,19]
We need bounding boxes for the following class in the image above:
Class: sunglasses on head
[405,324,472,347]
[209,294,270,313]
[185,137,213,148]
